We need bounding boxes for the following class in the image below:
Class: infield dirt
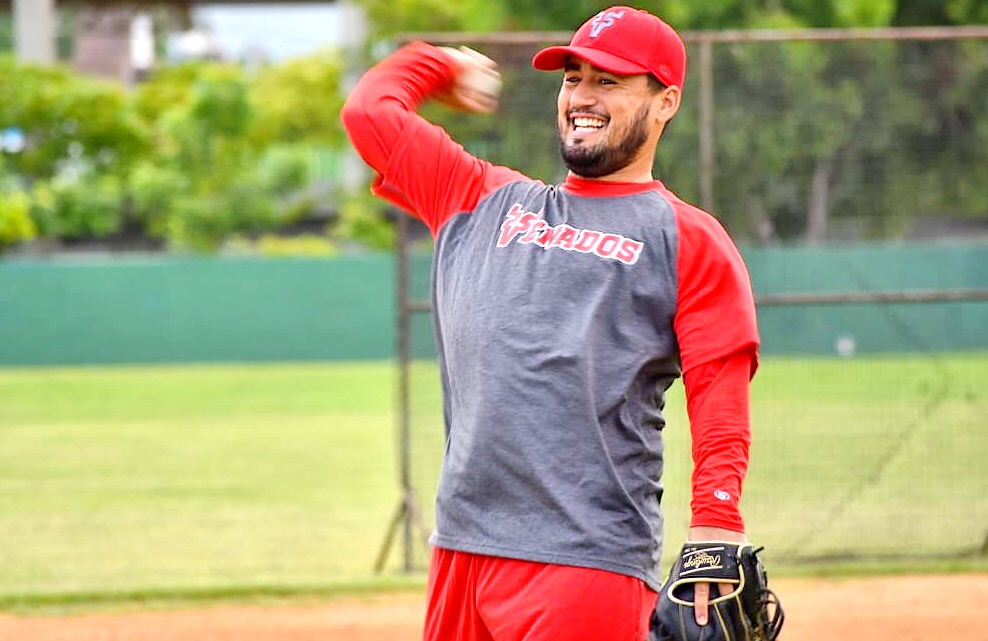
[0,574,985,640]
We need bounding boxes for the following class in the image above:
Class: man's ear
[653,85,682,124]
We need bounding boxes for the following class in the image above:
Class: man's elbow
[339,97,367,137]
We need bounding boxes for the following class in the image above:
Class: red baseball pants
[424,547,659,641]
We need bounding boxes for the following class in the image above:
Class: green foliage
[0,14,12,54]
[356,0,504,37]
[0,56,148,181]
[349,0,988,40]
[0,56,144,243]
[130,63,205,127]
[152,64,255,174]
[126,145,325,254]
[187,65,253,138]
[29,169,124,239]
[497,0,607,31]
[946,0,988,24]
[0,47,363,254]
[139,56,374,253]
[895,39,988,221]
[892,0,988,26]
[831,0,897,27]
[362,0,988,33]
[249,50,347,146]
[127,61,340,252]
[257,145,312,196]
[163,179,278,253]
[0,188,36,249]
[335,192,395,251]
[230,233,340,257]
[653,34,988,242]
[126,161,188,238]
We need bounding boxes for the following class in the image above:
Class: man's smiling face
[556,57,656,179]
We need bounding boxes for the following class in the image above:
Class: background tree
[0,56,147,242]
[102,49,353,253]
[0,160,36,252]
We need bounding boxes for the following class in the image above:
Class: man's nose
[568,79,598,109]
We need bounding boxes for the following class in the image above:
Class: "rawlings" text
[682,551,723,571]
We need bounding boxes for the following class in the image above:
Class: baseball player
[342,7,761,640]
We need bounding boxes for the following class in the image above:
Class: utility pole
[13,0,57,65]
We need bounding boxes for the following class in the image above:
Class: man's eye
[599,77,616,85]
[564,75,580,84]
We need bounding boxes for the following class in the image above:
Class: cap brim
[531,45,650,76]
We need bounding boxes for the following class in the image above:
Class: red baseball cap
[532,7,686,89]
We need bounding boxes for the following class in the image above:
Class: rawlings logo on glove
[681,548,724,573]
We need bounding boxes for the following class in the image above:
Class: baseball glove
[649,542,784,641]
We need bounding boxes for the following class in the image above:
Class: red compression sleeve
[682,349,755,532]
[340,42,528,236]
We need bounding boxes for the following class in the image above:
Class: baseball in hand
[459,64,502,101]
[437,46,501,114]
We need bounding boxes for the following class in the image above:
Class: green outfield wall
[1,242,986,366]
[0,256,395,366]
[748,242,988,355]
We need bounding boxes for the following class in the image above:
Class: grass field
[0,363,412,608]
[0,355,986,611]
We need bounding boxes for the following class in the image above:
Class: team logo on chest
[496,203,644,266]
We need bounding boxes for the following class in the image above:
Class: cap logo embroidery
[589,10,626,38]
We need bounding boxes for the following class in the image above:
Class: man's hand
[436,46,501,114]
[651,538,784,641]
[687,526,747,626]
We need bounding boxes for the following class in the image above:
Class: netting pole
[397,211,413,572]
[375,210,428,573]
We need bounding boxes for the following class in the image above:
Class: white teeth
[573,116,605,129]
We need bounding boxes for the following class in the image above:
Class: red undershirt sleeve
[671,194,760,532]
[340,41,528,237]
[682,350,756,532]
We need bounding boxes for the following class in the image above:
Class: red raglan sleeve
[340,41,528,237]
[672,199,760,533]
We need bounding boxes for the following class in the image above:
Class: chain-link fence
[403,26,988,245]
[385,27,988,572]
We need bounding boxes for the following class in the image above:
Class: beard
[558,101,651,179]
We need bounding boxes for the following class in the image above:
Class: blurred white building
[13,1,367,81]
[181,2,368,63]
